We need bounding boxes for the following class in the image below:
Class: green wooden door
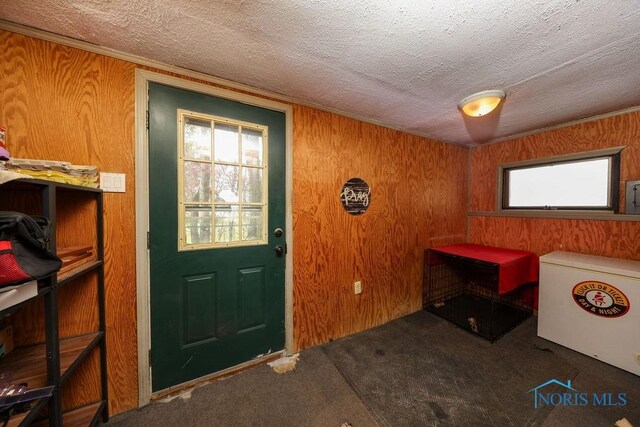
[148,83,286,391]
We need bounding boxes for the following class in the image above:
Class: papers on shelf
[0,158,98,188]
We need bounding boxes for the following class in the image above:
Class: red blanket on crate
[431,243,539,295]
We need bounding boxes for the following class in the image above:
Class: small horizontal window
[500,148,622,212]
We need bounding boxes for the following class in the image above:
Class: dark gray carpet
[104,347,377,427]
[321,311,640,427]
[106,312,640,427]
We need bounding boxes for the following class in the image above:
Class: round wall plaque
[340,178,371,216]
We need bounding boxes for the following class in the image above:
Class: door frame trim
[152,351,284,402]
[135,69,294,406]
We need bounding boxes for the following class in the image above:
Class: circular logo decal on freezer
[572,281,630,318]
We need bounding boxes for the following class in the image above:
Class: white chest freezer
[538,251,640,376]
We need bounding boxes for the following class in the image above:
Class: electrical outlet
[354,281,362,295]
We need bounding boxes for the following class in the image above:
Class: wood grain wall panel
[469,111,640,260]
[469,216,640,261]
[0,191,42,215]
[11,275,99,347]
[2,29,469,413]
[470,112,640,212]
[61,349,102,410]
[56,191,99,257]
[292,106,468,350]
[0,30,138,414]
[11,300,44,346]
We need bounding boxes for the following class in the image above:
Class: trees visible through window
[179,111,267,250]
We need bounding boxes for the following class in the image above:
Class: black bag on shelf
[0,212,62,287]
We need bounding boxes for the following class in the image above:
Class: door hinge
[148,348,152,365]
[147,231,150,249]
[284,243,288,254]
[146,110,150,130]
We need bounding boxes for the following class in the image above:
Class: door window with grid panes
[178,110,268,250]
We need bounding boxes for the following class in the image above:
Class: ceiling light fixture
[458,89,506,117]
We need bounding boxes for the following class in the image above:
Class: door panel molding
[181,273,218,346]
[135,69,293,406]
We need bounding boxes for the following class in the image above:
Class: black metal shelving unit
[0,178,108,426]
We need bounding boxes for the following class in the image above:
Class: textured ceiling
[2,1,640,144]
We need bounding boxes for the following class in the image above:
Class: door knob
[274,245,284,257]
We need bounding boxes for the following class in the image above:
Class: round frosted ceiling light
[458,90,506,117]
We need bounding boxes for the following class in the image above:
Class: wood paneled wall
[292,107,468,349]
[0,30,138,414]
[469,216,640,260]
[0,30,469,413]
[469,111,640,260]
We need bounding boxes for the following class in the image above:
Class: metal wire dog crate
[423,248,533,342]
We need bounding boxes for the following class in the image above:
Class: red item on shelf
[0,126,9,160]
